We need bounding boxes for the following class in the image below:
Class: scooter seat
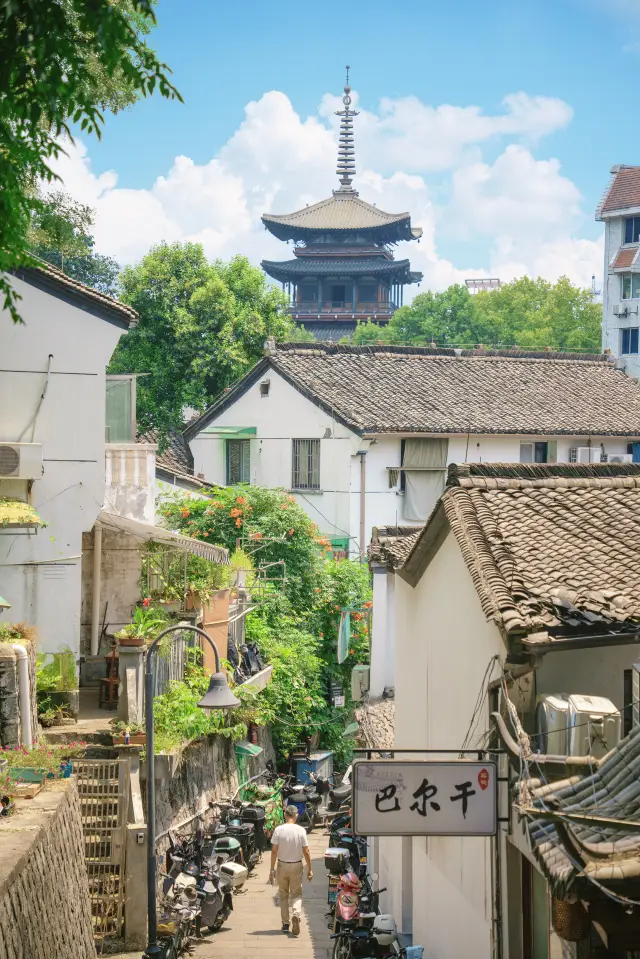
[330,784,351,801]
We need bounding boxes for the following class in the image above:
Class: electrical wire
[18,353,53,442]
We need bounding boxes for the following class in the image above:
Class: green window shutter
[227,439,250,484]
[547,441,557,463]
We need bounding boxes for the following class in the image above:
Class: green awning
[0,595,11,609]
[0,499,45,529]
[235,740,263,757]
[202,426,257,436]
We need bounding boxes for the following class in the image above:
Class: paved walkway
[195,830,332,959]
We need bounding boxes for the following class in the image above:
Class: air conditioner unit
[351,665,370,703]
[608,453,633,464]
[633,662,640,729]
[534,694,569,754]
[567,695,620,759]
[574,447,601,464]
[0,443,43,480]
[613,304,628,317]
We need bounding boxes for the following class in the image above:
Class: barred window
[292,439,321,490]
[227,439,250,484]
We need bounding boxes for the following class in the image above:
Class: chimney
[264,336,276,356]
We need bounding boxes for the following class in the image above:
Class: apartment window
[622,328,640,355]
[621,273,640,299]
[226,439,250,484]
[292,439,320,489]
[625,217,640,244]
[520,442,549,464]
[105,375,136,442]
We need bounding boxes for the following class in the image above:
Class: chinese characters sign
[352,761,497,837]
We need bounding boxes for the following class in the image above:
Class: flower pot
[116,635,146,648]
[59,762,73,778]
[114,734,146,746]
[158,600,182,613]
[9,767,48,783]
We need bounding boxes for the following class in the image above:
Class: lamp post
[143,624,240,958]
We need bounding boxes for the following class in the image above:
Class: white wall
[391,532,506,959]
[0,276,126,656]
[536,641,640,710]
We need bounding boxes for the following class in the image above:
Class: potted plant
[2,742,86,782]
[115,604,168,647]
[110,719,146,745]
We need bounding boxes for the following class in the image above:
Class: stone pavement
[194,830,332,959]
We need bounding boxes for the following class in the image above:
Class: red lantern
[478,768,489,791]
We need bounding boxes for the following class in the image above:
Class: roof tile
[600,166,640,214]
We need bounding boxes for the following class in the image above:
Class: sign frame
[352,759,498,838]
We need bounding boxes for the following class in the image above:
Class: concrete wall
[105,444,156,523]
[0,780,95,959]
[0,640,37,747]
[0,275,127,659]
[80,528,143,661]
[390,531,506,958]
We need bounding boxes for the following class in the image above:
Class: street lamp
[143,624,240,957]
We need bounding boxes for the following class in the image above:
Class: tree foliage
[0,0,180,323]
[110,243,294,434]
[29,191,120,296]
[344,277,602,352]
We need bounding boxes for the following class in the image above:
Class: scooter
[281,775,322,832]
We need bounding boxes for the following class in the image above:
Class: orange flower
[288,528,295,536]
[236,496,246,505]
[181,509,190,518]
[280,503,289,510]
[353,612,363,621]
[211,501,223,509]
[235,518,242,527]
[229,508,243,518]
[287,495,296,503]
[203,531,209,537]
[250,531,263,540]
[349,649,355,656]
[364,600,373,609]
[313,588,320,593]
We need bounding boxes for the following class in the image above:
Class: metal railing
[152,624,201,697]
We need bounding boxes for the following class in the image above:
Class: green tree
[0,0,180,323]
[109,243,294,434]
[29,191,119,296]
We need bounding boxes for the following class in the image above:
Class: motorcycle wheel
[332,934,352,959]
[212,903,232,931]
[302,809,315,834]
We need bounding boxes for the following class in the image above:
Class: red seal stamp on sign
[477,768,490,791]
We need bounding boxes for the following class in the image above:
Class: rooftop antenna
[334,65,359,195]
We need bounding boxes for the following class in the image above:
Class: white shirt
[272,822,309,862]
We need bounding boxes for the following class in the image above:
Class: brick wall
[0,781,95,959]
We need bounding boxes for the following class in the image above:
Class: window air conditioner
[534,694,569,754]
[0,443,43,479]
[608,453,633,464]
[613,304,628,317]
[351,665,370,702]
[567,695,620,759]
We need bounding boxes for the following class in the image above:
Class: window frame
[620,273,640,300]
[291,438,321,490]
[226,438,250,485]
[625,216,640,245]
[621,327,640,355]
[105,374,137,443]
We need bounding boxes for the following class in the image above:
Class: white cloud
[48,87,602,295]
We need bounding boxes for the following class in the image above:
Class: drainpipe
[91,523,103,657]
[11,645,32,747]
[359,451,367,561]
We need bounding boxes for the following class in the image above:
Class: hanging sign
[352,760,497,837]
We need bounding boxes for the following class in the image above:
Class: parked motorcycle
[330,916,401,959]
[209,800,261,871]
[281,774,322,832]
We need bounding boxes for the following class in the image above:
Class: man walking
[269,805,313,935]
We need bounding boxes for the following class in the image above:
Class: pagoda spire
[334,66,359,195]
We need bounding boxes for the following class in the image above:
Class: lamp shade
[197,672,241,710]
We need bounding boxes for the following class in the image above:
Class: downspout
[359,451,367,561]
[91,523,103,656]
[11,645,32,747]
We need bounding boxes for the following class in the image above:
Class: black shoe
[282,923,290,933]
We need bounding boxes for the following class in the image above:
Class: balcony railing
[288,301,397,315]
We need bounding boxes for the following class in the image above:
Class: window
[331,284,346,306]
[299,282,317,303]
[625,217,640,244]
[105,375,136,442]
[400,437,448,521]
[520,442,549,464]
[359,283,377,303]
[226,439,250,484]
[621,273,640,299]
[292,439,320,489]
[622,328,640,354]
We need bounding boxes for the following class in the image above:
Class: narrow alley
[197,831,331,959]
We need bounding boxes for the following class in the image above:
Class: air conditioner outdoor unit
[613,304,627,317]
[0,443,43,480]
[534,694,569,754]
[575,447,601,464]
[608,453,633,464]
[567,695,620,759]
[351,665,370,703]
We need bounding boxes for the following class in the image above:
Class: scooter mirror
[371,872,379,881]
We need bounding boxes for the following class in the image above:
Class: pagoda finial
[334,65,359,195]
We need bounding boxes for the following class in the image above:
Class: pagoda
[261,70,423,340]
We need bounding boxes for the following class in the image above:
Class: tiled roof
[356,699,395,750]
[612,247,639,270]
[262,194,421,242]
[369,526,423,568]
[262,344,640,436]
[261,257,420,281]
[15,259,138,326]
[139,430,206,486]
[404,463,640,638]
[525,724,640,898]
[296,321,358,342]
[598,165,640,215]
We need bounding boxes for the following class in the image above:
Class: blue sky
[56,0,640,292]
